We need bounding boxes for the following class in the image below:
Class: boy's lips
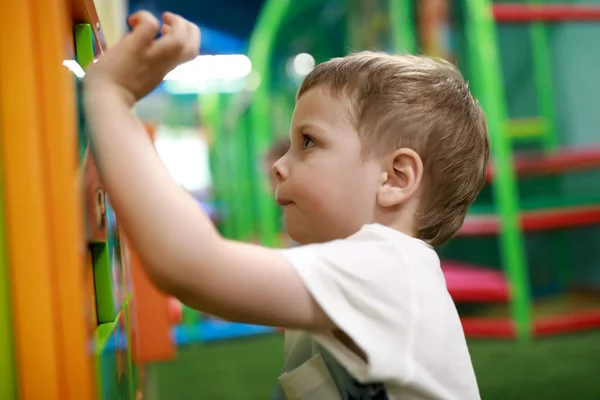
[275,187,293,206]
[276,198,293,206]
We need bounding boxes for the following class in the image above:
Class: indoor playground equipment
[436,0,600,341]
[0,0,175,399]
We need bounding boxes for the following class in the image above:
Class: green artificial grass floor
[148,331,600,400]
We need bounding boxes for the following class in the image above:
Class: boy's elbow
[138,253,185,296]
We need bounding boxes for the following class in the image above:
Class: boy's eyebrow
[296,121,327,135]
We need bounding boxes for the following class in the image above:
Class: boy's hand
[84,11,200,106]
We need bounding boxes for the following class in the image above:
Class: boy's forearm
[83,83,221,293]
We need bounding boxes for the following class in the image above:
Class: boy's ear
[377,148,423,208]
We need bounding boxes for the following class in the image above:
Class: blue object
[172,320,276,345]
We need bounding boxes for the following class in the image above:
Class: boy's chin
[286,230,311,245]
[286,225,319,245]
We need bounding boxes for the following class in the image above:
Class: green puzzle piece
[75,77,89,164]
[93,199,124,324]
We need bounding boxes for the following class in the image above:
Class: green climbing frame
[462,0,600,340]
[408,0,600,341]
[464,0,531,341]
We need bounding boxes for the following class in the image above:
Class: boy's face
[273,87,382,244]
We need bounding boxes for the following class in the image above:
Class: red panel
[533,310,600,336]
[168,297,182,325]
[442,262,510,302]
[461,311,600,338]
[461,317,516,338]
[486,148,600,182]
[460,205,600,235]
[493,4,600,22]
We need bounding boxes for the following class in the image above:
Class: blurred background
[2,0,600,399]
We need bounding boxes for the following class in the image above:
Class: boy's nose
[272,156,287,183]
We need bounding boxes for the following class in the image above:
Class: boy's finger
[128,10,157,27]
[161,25,172,36]
[163,12,191,42]
[151,16,199,62]
[127,10,160,42]
[161,11,183,26]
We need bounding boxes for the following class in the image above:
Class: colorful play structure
[3,0,600,398]
[437,1,600,340]
[0,0,176,399]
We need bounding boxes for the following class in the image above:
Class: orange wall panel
[0,0,62,398]
[32,0,96,398]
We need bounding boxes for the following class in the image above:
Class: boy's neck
[373,199,420,239]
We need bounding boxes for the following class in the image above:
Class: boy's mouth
[276,197,293,206]
[275,187,293,206]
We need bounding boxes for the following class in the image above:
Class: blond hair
[298,52,490,246]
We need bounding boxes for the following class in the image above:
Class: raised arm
[83,11,333,330]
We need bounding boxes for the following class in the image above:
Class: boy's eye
[302,134,316,149]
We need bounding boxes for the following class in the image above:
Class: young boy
[84,11,488,400]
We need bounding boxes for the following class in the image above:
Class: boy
[84,11,488,400]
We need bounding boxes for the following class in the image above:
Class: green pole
[528,0,560,152]
[247,0,292,247]
[346,0,360,52]
[217,93,241,241]
[526,0,568,291]
[201,92,236,238]
[220,92,255,242]
[390,0,417,54]
[465,0,532,341]
[224,93,251,242]
[236,112,255,242]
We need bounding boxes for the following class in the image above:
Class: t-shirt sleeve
[280,227,417,384]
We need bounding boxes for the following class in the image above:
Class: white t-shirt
[275,224,480,400]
